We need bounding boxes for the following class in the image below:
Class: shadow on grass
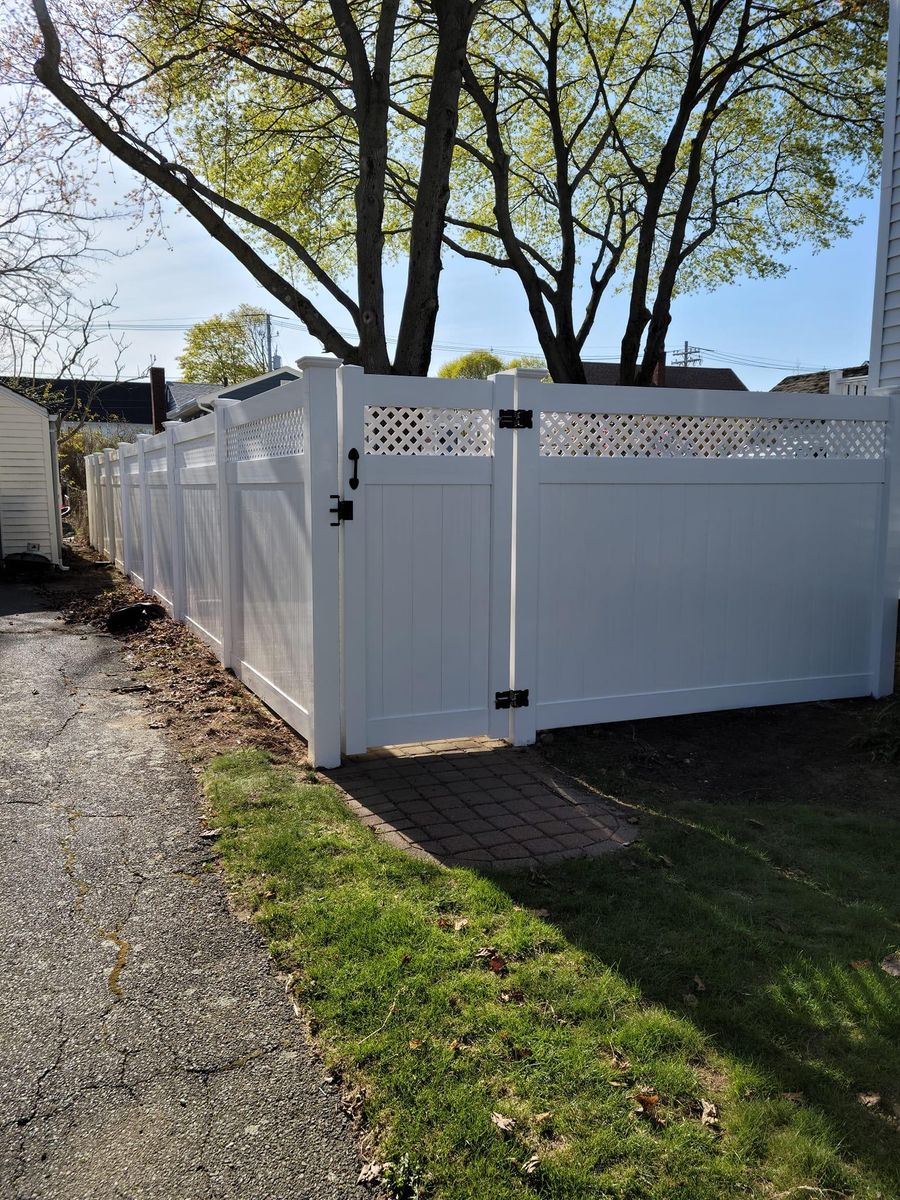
[498,711,900,1193]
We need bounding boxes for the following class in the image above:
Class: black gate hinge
[495,688,529,709]
[329,495,353,525]
[498,409,533,430]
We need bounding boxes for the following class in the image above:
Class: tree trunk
[393,1,476,376]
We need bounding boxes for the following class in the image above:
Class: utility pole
[265,313,273,372]
[672,340,703,367]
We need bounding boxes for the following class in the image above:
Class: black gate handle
[348,447,360,490]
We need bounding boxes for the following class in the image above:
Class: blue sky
[79,173,881,393]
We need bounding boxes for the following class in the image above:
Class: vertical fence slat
[871,392,900,695]
[337,365,367,756]
[215,399,238,669]
[166,424,186,621]
[301,358,342,768]
[119,443,132,577]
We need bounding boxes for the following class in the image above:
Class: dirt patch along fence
[85,361,900,768]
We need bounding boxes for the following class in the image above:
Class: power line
[15,311,839,375]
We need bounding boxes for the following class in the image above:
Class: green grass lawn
[206,727,899,1200]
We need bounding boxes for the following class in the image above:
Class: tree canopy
[13,0,889,382]
[437,349,547,377]
[177,305,270,385]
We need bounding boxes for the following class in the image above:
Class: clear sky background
[76,162,881,394]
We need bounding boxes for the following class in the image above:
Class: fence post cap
[494,367,549,379]
[297,356,342,371]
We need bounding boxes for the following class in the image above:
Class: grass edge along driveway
[205,749,899,1200]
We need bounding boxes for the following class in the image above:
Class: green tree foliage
[24,0,481,377]
[450,0,887,382]
[438,350,506,378]
[177,305,269,385]
[19,0,889,382]
[437,349,548,377]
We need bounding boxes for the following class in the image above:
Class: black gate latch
[330,495,353,525]
[495,689,529,709]
[498,409,533,429]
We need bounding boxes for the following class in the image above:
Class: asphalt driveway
[0,583,369,1200]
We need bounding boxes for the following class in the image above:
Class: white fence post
[300,357,342,768]
[137,436,154,596]
[337,364,367,756]
[103,448,116,563]
[165,422,187,622]
[119,443,132,577]
[214,398,239,669]
[85,454,96,548]
[507,369,545,746]
[490,372,517,739]
[872,391,900,695]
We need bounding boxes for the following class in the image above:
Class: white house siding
[0,385,62,565]
[871,0,900,390]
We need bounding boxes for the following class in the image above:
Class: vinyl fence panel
[86,369,900,767]
[508,376,894,743]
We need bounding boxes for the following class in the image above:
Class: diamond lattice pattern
[540,413,885,460]
[365,407,493,456]
[226,408,304,461]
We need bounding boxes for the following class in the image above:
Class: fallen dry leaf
[522,1155,541,1175]
[698,1099,719,1127]
[781,1091,805,1104]
[489,955,507,974]
[437,917,451,930]
[408,1039,423,1050]
[850,959,871,970]
[491,1112,516,1135]
[858,1092,881,1108]
[357,1162,383,1185]
[610,1052,630,1072]
[453,917,469,932]
[609,1080,627,1088]
[449,1039,461,1053]
[499,989,525,1004]
[534,1111,553,1124]
[880,951,900,977]
[692,975,707,993]
[633,1087,661,1121]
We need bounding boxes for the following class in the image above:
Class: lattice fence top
[365,406,493,456]
[226,407,304,461]
[540,412,886,460]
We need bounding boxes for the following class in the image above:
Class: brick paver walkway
[326,738,637,870]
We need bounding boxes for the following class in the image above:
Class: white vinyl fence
[86,361,900,767]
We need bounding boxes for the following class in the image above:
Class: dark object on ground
[107,601,167,633]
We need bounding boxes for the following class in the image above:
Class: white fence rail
[86,363,900,767]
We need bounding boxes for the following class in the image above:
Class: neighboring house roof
[167,381,221,408]
[771,363,869,394]
[0,377,155,426]
[167,368,302,420]
[582,363,748,390]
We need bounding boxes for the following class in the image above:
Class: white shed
[0,383,63,567]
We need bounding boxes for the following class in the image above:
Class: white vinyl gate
[86,362,900,767]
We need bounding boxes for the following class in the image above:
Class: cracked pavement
[0,585,372,1200]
